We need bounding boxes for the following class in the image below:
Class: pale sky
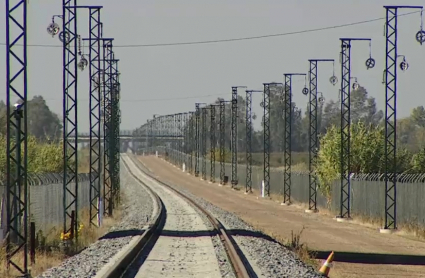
[1,0,424,133]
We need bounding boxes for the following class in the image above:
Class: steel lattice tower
[210,105,217,183]
[382,5,423,230]
[83,7,102,227]
[62,0,79,239]
[102,40,114,216]
[194,104,201,176]
[219,100,232,184]
[262,83,280,197]
[219,100,226,184]
[110,58,120,207]
[245,91,252,193]
[171,114,175,163]
[6,0,28,274]
[283,74,305,205]
[189,112,194,173]
[177,114,180,163]
[307,59,334,212]
[178,113,183,167]
[201,108,208,180]
[384,9,398,229]
[174,114,178,164]
[182,113,186,164]
[244,91,253,193]
[338,38,370,220]
[339,39,352,220]
[230,87,246,187]
[231,88,238,186]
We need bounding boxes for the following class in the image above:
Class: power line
[0,11,419,48]
[39,79,310,103]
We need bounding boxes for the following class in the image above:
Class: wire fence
[146,147,425,229]
[0,173,90,238]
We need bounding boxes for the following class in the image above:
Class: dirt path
[139,156,425,278]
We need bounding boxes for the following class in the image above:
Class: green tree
[28,96,62,140]
[0,96,62,140]
[320,100,340,132]
[410,106,425,128]
[351,86,383,125]
[316,122,385,198]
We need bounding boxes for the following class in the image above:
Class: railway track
[111,154,253,278]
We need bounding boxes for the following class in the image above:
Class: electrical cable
[0,11,419,48]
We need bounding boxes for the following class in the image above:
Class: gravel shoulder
[123,155,233,278]
[139,155,425,278]
[37,160,154,278]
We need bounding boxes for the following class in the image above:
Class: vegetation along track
[119,154,252,278]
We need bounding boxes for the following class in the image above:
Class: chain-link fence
[0,173,90,236]
[145,147,425,229]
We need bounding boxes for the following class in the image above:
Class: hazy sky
[1,0,424,132]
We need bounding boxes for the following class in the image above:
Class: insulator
[352,82,359,90]
[47,22,60,37]
[329,75,338,86]
[302,87,309,95]
[365,57,376,70]
[78,56,88,71]
[416,30,425,44]
[260,101,264,108]
[400,60,409,71]
[59,31,70,43]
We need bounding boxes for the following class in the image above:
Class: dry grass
[0,207,121,277]
[250,223,320,269]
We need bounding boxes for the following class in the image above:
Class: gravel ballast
[123,155,234,278]
[37,160,155,278]
[134,156,323,278]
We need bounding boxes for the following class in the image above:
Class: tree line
[0,96,67,178]
[0,96,62,141]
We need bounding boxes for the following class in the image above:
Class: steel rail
[127,154,251,278]
[97,158,165,278]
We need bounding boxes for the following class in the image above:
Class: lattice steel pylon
[339,39,352,220]
[171,114,175,162]
[189,112,194,173]
[338,38,371,220]
[245,91,252,193]
[82,6,103,227]
[219,100,231,184]
[201,108,208,180]
[262,83,282,197]
[184,112,190,167]
[102,39,114,216]
[283,74,305,205]
[245,90,261,193]
[110,58,120,207]
[231,86,246,187]
[174,114,178,164]
[307,59,334,212]
[219,100,226,184]
[178,113,183,167]
[194,104,201,176]
[382,5,423,230]
[210,105,217,183]
[62,0,79,239]
[6,0,29,274]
